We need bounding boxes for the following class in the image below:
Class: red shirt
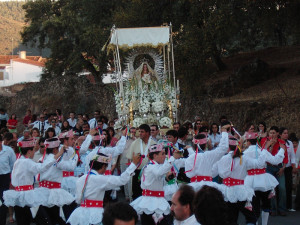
[260,137,288,164]
[23,115,31,126]
[7,119,17,130]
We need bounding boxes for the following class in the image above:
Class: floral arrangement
[159,117,172,128]
[133,117,144,127]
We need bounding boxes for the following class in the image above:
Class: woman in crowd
[44,127,56,139]
[61,120,71,132]
[7,114,18,133]
[208,123,221,150]
[257,121,268,139]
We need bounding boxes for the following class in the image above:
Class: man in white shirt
[67,112,77,128]
[88,110,101,129]
[171,185,200,225]
[150,124,160,142]
[33,114,47,134]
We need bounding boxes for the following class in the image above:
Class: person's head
[31,128,40,137]
[100,116,109,124]
[45,127,56,139]
[18,139,35,159]
[244,132,258,147]
[219,115,227,123]
[107,127,115,137]
[209,123,219,135]
[38,137,46,153]
[199,126,209,134]
[171,185,195,221]
[257,121,267,133]
[290,136,299,150]
[279,127,288,141]
[148,144,166,164]
[3,132,13,145]
[63,120,70,129]
[94,110,101,120]
[10,113,17,120]
[138,124,150,141]
[23,129,31,139]
[51,119,57,128]
[77,114,83,120]
[39,113,46,121]
[69,112,75,119]
[142,63,148,73]
[82,122,90,132]
[89,153,110,172]
[150,125,159,138]
[173,122,180,131]
[166,130,178,144]
[26,109,31,115]
[56,109,62,116]
[102,129,111,146]
[269,126,279,139]
[97,120,104,129]
[194,119,202,130]
[193,133,207,150]
[83,114,89,121]
[178,127,188,140]
[108,120,115,128]
[129,127,136,137]
[244,123,255,132]
[102,202,138,225]
[193,185,228,225]
[45,137,60,154]
[77,118,84,127]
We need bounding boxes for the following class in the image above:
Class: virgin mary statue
[134,62,160,85]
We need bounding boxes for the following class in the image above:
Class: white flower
[133,117,144,127]
[152,101,164,112]
[159,117,172,128]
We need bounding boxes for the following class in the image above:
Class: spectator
[67,112,77,128]
[102,202,138,225]
[258,121,268,139]
[0,108,8,129]
[22,109,32,128]
[88,110,101,129]
[173,122,181,132]
[55,109,64,122]
[7,114,18,133]
[208,123,221,150]
[107,127,118,147]
[33,114,47,135]
[194,119,202,135]
[44,127,56,139]
[150,124,160,142]
[171,185,199,225]
[193,185,229,225]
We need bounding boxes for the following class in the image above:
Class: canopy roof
[108,26,170,50]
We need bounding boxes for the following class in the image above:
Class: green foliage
[20,0,300,90]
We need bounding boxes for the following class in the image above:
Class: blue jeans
[267,165,287,212]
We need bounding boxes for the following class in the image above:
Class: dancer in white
[243,132,286,225]
[67,152,140,225]
[130,143,181,225]
[3,139,64,225]
[185,123,231,192]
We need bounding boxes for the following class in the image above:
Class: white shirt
[75,163,136,203]
[185,132,228,178]
[67,118,77,128]
[88,118,98,129]
[0,113,9,121]
[174,215,201,225]
[33,121,47,133]
[286,140,295,167]
[40,153,77,183]
[81,135,127,173]
[208,133,221,149]
[11,156,55,187]
[0,145,16,175]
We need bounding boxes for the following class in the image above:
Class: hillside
[0,1,25,55]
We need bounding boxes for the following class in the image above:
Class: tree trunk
[212,54,227,71]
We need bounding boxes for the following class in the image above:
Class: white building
[0,51,45,87]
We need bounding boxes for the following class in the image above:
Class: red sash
[142,189,164,197]
[80,199,103,208]
[39,180,61,189]
[15,185,34,191]
[223,177,244,187]
[190,176,212,182]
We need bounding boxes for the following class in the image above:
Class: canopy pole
[113,49,118,92]
[163,45,166,75]
[170,23,178,122]
[115,29,126,123]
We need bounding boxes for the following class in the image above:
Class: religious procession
[1,5,300,224]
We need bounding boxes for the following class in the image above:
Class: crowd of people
[0,108,300,225]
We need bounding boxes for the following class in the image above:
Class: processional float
[107,25,180,128]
